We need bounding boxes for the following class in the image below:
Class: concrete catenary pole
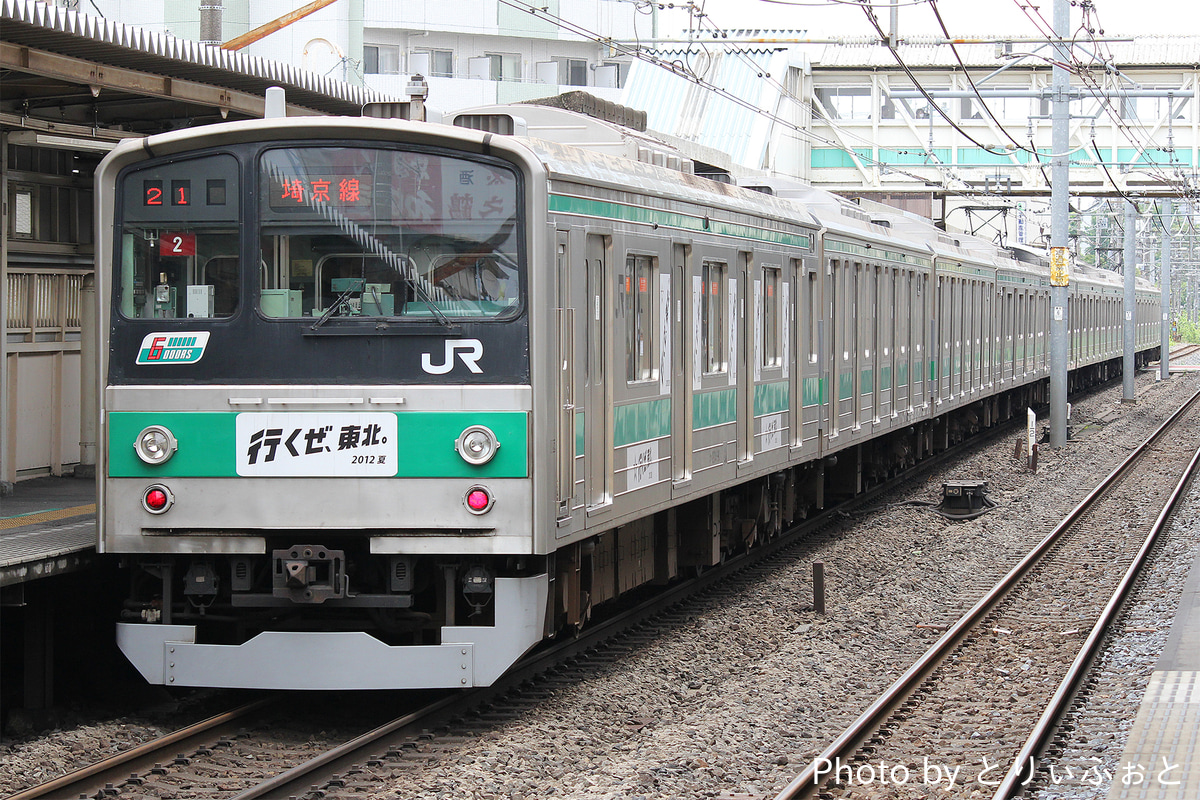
[1161,199,1172,379]
[1049,0,1070,447]
[1123,200,1137,403]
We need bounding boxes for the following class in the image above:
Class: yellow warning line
[0,503,96,530]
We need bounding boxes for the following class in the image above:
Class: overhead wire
[505,0,1193,205]
[1058,0,1196,197]
[854,2,1014,157]
[501,0,976,191]
[684,1,965,183]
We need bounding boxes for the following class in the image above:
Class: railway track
[6,700,275,800]
[772,385,1200,800]
[1171,343,1200,360]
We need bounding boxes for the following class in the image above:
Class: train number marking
[761,413,783,452]
[626,442,659,490]
[421,339,484,375]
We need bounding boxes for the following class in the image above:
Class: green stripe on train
[694,389,736,429]
[754,381,789,416]
[802,376,823,407]
[550,195,811,250]
[838,372,853,402]
[107,411,528,478]
[614,398,671,447]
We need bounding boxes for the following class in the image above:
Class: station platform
[0,475,97,592]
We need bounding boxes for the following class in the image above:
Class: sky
[662,0,1200,40]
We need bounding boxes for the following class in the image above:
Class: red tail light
[142,484,174,514]
[465,486,493,514]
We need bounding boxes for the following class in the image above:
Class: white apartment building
[74,0,641,110]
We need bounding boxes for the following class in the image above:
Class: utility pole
[1049,0,1070,448]
[1161,199,1172,379]
[1123,200,1137,403]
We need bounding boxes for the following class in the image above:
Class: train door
[835,261,857,434]
[879,266,894,419]
[586,233,612,510]
[921,271,931,410]
[972,279,983,392]
[737,251,753,463]
[952,277,963,398]
[794,258,815,451]
[850,263,861,430]
[672,243,693,484]
[755,257,786,460]
[1004,287,1015,382]
[895,269,910,413]
[860,263,877,425]
[937,273,951,401]
[555,231,576,528]
[983,281,992,389]
[825,257,835,450]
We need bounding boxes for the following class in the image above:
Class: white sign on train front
[235,413,398,476]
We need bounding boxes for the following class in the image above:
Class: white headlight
[455,425,499,466]
[134,425,177,465]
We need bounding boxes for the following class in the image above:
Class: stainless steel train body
[95,112,1162,690]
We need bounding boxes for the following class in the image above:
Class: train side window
[624,253,657,382]
[702,260,728,374]
[762,266,781,368]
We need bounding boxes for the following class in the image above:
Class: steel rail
[772,385,1200,800]
[8,699,275,800]
[992,439,1200,798]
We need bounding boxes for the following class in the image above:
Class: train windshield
[259,146,522,321]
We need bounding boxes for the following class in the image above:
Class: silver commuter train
[94,107,1161,690]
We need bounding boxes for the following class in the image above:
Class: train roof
[455,105,1157,294]
[106,108,1157,297]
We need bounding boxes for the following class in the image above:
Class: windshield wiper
[309,284,361,331]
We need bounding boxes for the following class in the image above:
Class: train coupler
[272,545,346,603]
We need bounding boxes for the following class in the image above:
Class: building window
[1122,91,1188,121]
[556,58,588,86]
[893,90,951,121]
[485,52,522,81]
[702,261,727,374]
[430,49,453,77]
[362,45,399,75]
[814,87,873,121]
[624,254,656,382]
[600,61,628,88]
[412,49,453,77]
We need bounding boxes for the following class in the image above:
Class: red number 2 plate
[159,232,197,256]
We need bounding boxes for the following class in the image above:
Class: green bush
[1177,317,1200,345]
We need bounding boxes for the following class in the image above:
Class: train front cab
[96,119,556,690]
